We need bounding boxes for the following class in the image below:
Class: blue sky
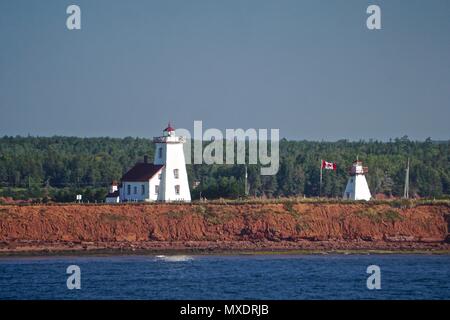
[0,0,449,140]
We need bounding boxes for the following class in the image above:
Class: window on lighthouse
[158,147,162,159]
[175,185,180,195]
[174,169,179,179]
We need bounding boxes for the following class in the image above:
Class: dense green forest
[0,136,449,202]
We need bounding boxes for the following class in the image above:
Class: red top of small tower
[164,122,175,132]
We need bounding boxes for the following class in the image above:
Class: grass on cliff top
[1,197,449,209]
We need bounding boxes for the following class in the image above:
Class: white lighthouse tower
[153,123,191,202]
[343,158,371,201]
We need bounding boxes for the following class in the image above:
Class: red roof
[164,122,175,132]
[121,163,164,182]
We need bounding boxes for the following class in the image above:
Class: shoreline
[1,240,449,257]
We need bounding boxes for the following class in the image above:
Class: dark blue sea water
[0,254,449,300]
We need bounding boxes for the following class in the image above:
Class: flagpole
[403,157,410,199]
[319,159,322,198]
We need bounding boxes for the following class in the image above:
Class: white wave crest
[154,255,194,262]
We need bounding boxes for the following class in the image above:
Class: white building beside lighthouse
[343,159,372,201]
[107,123,191,203]
[118,156,163,202]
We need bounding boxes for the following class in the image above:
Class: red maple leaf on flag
[322,160,337,170]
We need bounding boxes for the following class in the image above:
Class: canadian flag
[322,160,337,170]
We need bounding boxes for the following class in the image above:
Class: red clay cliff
[0,202,449,254]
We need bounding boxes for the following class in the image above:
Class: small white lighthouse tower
[153,123,191,202]
[343,158,371,201]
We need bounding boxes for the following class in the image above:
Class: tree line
[0,136,448,202]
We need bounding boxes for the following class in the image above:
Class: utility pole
[403,158,410,199]
[244,164,249,197]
